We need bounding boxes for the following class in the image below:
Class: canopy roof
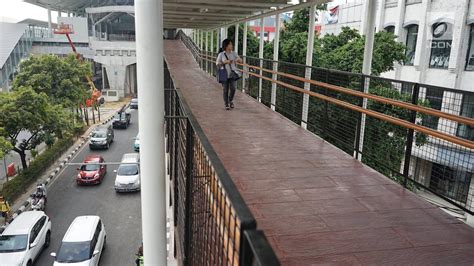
[25,0,305,29]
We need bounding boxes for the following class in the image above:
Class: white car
[114,153,140,192]
[0,211,51,266]
[51,216,106,266]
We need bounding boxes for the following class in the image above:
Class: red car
[76,155,106,185]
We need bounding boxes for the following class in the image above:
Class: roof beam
[165,0,288,8]
[86,5,134,14]
[163,3,265,12]
[163,10,249,18]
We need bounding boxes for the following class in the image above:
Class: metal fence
[178,31,474,215]
[164,59,279,265]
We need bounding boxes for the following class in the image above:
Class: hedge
[1,137,74,202]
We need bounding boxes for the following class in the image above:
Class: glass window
[423,88,444,129]
[429,22,452,69]
[457,94,474,140]
[466,25,474,71]
[117,164,139,175]
[405,25,418,66]
[56,241,92,263]
[430,163,471,203]
[384,25,395,34]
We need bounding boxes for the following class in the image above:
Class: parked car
[89,125,114,149]
[130,97,138,109]
[133,134,140,152]
[114,153,140,192]
[0,211,51,266]
[112,111,131,129]
[76,155,106,185]
[51,216,106,266]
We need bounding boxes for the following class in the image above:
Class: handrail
[198,53,474,127]
[197,53,474,150]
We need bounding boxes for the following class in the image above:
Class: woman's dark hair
[219,39,232,53]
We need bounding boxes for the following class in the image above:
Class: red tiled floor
[164,40,474,264]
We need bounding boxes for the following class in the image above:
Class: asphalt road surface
[35,109,142,266]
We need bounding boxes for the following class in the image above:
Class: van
[114,153,140,192]
[51,216,106,266]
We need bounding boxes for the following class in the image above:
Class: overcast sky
[0,0,60,23]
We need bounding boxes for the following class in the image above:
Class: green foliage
[227,24,260,57]
[13,54,91,106]
[362,85,428,182]
[0,131,12,158]
[0,137,73,201]
[0,87,73,168]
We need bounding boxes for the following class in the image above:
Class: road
[35,109,142,266]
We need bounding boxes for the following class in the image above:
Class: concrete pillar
[135,0,167,264]
[242,22,248,91]
[234,23,239,55]
[271,13,281,111]
[223,26,228,39]
[104,65,128,97]
[47,9,52,37]
[377,0,386,32]
[258,18,264,102]
[58,11,62,17]
[301,5,316,129]
[356,0,377,160]
[67,11,71,17]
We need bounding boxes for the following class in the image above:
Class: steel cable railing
[177,30,474,215]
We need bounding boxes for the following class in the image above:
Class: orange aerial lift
[54,23,102,104]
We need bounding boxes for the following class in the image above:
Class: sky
[0,0,60,23]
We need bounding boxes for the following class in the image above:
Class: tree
[0,131,12,159]
[227,24,260,57]
[0,87,73,169]
[13,54,91,107]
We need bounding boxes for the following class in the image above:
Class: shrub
[1,137,73,201]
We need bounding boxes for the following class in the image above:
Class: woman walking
[216,39,242,110]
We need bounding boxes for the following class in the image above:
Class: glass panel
[466,25,474,71]
[429,22,453,69]
[405,25,418,66]
[457,94,474,140]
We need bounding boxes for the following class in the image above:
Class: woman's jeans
[222,80,237,106]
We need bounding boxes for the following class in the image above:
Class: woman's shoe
[230,102,234,109]
[225,105,230,110]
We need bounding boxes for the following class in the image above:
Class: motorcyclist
[34,184,47,202]
[135,244,144,266]
[0,196,10,218]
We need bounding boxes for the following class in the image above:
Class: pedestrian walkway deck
[164,40,474,265]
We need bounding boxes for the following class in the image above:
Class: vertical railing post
[353,74,366,158]
[242,22,248,92]
[234,23,239,55]
[271,13,281,111]
[184,119,194,265]
[205,31,209,73]
[301,4,316,129]
[258,18,265,102]
[210,30,214,76]
[402,83,420,187]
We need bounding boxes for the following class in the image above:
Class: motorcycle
[30,184,47,211]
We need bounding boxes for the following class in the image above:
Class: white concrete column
[104,65,128,97]
[58,10,62,17]
[234,23,239,55]
[454,0,471,89]
[242,22,248,92]
[271,13,281,111]
[301,5,316,129]
[47,9,52,37]
[135,0,167,264]
[356,0,377,160]
[211,29,214,55]
[223,26,228,39]
[376,0,386,32]
[258,18,265,102]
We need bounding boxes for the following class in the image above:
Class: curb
[7,112,117,222]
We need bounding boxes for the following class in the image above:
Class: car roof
[3,211,44,235]
[84,155,102,163]
[121,153,139,163]
[63,216,100,242]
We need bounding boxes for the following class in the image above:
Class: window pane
[466,26,474,71]
[457,94,474,140]
[384,25,395,34]
[429,22,452,69]
[405,25,418,66]
[423,88,443,129]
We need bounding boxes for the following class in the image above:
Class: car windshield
[0,235,28,253]
[131,98,138,103]
[56,241,92,263]
[81,164,100,171]
[115,113,127,120]
[117,164,138,175]
[91,131,106,138]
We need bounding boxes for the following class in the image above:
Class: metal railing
[164,60,279,265]
[177,31,474,215]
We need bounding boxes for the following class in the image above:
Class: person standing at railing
[216,39,242,110]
